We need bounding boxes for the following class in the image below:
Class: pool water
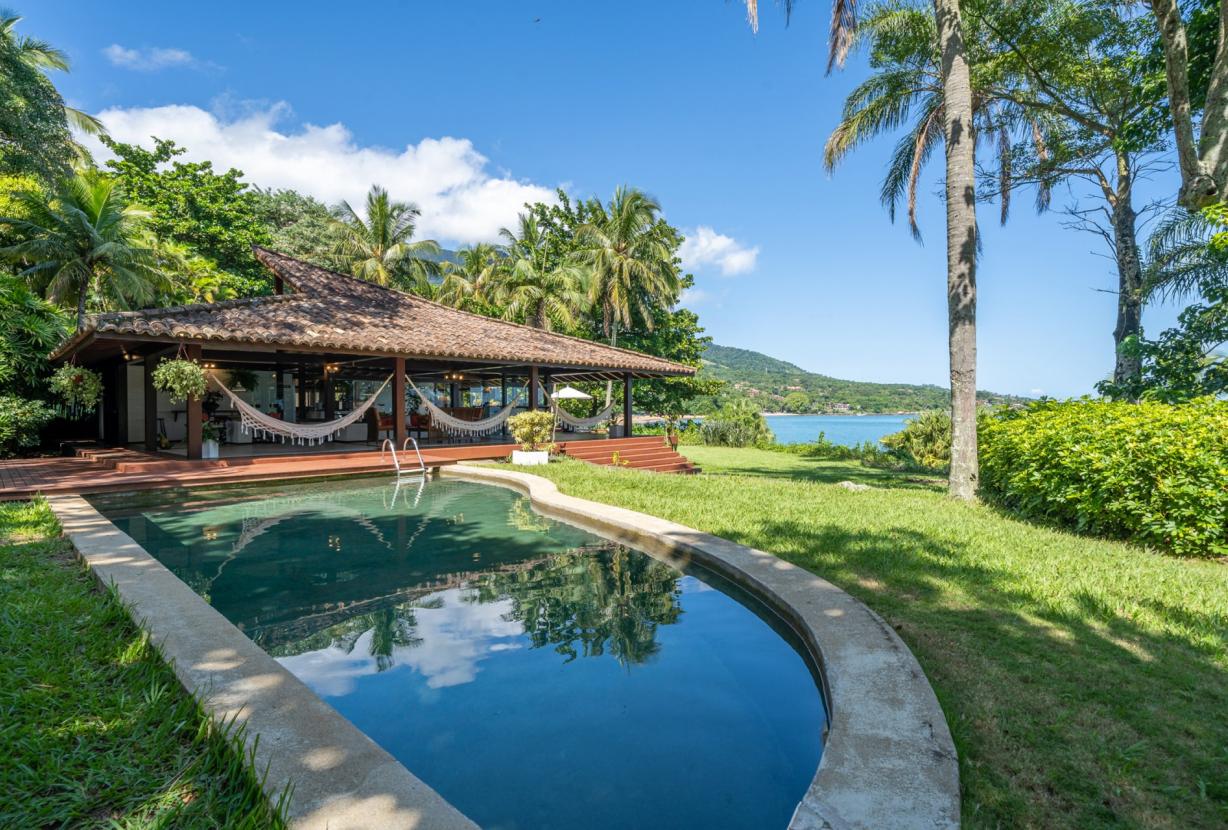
[93,477,826,830]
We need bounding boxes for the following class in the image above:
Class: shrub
[979,397,1228,557]
[881,411,950,471]
[0,395,54,456]
[701,400,774,447]
[508,410,555,452]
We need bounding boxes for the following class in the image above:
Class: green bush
[701,400,774,447]
[0,395,54,456]
[508,410,555,451]
[979,398,1228,557]
[881,411,950,471]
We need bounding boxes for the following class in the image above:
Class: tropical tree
[0,273,67,396]
[576,187,679,348]
[0,170,165,329]
[747,0,981,499]
[0,10,104,181]
[488,214,588,331]
[1142,0,1226,209]
[434,242,500,312]
[331,185,441,290]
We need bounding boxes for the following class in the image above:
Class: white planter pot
[511,450,549,466]
[202,439,220,460]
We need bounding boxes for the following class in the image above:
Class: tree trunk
[1148,0,1225,208]
[936,0,979,500]
[605,321,618,407]
[1110,156,1144,388]
[76,277,88,331]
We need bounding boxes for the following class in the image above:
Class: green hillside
[701,344,1026,414]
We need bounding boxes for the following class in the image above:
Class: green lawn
[0,499,283,829]
[527,446,1228,829]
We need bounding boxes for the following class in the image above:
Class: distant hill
[701,344,1026,414]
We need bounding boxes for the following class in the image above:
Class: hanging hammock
[209,373,393,445]
[540,382,617,431]
[406,376,522,437]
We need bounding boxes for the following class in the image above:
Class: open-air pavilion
[50,247,695,463]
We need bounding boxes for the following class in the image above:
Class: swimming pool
[93,476,826,830]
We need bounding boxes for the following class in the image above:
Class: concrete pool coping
[442,464,960,830]
[46,467,960,830]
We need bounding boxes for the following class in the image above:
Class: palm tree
[576,187,678,348]
[0,170,164,329]
[488,215,587,331]
[747,0,981,499]
[434,242,500,310]
[1144,208,1228,304]
[331,185,441,290]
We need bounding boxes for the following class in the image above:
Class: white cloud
[84,103,558,245]
[103,44,197,71]
[678,287,710,307]
[679,226,759,276]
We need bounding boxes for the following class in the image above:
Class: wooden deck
[0,436,694,501]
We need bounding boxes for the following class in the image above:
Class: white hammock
[541,382,617,431]
[209,374,392,445]
[407,377,522,437]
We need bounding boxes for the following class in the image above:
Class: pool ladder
[381,437,427,478]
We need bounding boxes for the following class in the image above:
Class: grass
[0,499,284,829]
[525,446,1228,829]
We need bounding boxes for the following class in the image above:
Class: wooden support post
[144,354,161,451]
[185,344,202,460]
[322,370,335,420]
[623,373,633,437]
[296,362,307,420]
[393,357,407,446]
[449,382,460,409]
[528,366,539,411]
[500,372,508,436]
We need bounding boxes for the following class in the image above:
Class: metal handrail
[381,437,427,478]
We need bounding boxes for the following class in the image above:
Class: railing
[381,437,427,478]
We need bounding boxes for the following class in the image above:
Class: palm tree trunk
[936,0,979,500]
[605,321,618,407]
[1111,154,1144,388]
[76,276,88,331]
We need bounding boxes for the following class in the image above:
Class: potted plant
[152,357,208,403]
[49,364,103,416]
[508,411,554,466]
[201,420,222,459]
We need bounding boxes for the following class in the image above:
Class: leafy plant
[508,410,555,452]
[152,358,207,404]
[201,420,223,443]
[979,398,1228,557]
[700,399,774,448]
[48,364,102,413]
[0,395,53,456]
[881,411,952,472]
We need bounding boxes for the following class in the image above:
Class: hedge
[979,397,1227,557]
[0,395,54,457]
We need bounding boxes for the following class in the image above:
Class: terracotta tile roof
[52,247,693,377]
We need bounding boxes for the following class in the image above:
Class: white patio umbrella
[550,385,592,400]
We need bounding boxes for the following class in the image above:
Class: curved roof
[52,247,695,377]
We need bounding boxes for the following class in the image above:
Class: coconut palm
[434,242,500,311]
[1144,208,1228,303]
[747,0,981,499]
[488,215,587,331]
[331,185,441,290]
[0,170,164,329]
[576,188,678,347]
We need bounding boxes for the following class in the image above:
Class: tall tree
[0,11,103,182]
[747,0,982,498]
[0,170,164,329]
[250,187,341,268]
[103,138,271,296]
[576,187,679,347]
[434,243,500,313]
[489,214,587,331]
[331,185,441,290]
[1143,0,1227,209]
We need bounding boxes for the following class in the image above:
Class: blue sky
[28,0,1186,398]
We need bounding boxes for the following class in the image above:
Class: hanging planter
[152,358,208,404]
[49,364,103,417]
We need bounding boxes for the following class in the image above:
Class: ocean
[763,414,914,446]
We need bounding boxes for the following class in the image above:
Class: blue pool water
[93,477,826,830]
[764,414,914,446]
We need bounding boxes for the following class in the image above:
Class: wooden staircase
[560,436,699,474]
